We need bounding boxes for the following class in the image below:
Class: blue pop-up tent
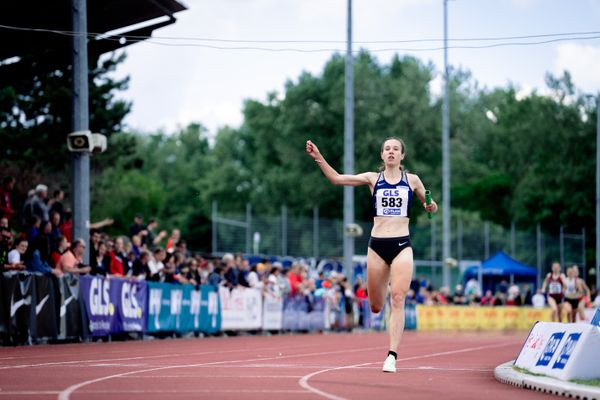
[463,251,538,292]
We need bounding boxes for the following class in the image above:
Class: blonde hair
[379,137,406,172]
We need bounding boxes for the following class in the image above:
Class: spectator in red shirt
[60,208,73,243]
[287,262,304,296]
[0,177,16,222]
[51,235,69,269]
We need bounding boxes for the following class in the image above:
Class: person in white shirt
[532,288,546,308]
[7,238,27,271]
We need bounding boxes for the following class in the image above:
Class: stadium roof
[0,0,186,72]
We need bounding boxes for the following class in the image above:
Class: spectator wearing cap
[30,184,50,222]
[0,176,16,222]
[129,213,146,239]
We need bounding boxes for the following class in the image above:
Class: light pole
[442,0,452,288]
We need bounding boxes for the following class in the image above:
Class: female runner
[306,137,438,372]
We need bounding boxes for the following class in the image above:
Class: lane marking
[57,345,383,400]
[0,344,300,370]
[298,341,516,400]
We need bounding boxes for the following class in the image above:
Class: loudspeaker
[67,130,93,152]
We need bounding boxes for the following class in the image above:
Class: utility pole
[442,0,451,288]
[343,0,355,278]
[72,0,90,262]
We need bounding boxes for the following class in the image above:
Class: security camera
[91,134,107,153]
[67,130,93,152]
[344,223,364,237]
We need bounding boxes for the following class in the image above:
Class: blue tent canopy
[463,251,537,291]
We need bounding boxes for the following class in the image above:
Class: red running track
[0,331,556,400]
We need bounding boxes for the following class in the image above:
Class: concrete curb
[495,361,600,400]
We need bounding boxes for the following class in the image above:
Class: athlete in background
[541,262,566,322]
[306,137,438,373]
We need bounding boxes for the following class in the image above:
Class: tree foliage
[2,49,596,256]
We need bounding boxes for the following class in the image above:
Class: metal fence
[211,201,587,288]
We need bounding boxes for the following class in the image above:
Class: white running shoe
[382,355,396,373]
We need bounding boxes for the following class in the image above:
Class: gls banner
[146,282,220,334]
[515,321,600,381]
[79,276,146,336]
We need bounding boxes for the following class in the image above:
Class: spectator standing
[288,262,304,296]
[129,213,146,239]
[143,218,167,249]
[27,215,41,243]
[49,211,62,243]
[0,176,16,222]
[166,229,180,253]
[131,234,144,259]
[452,285,468,305]
[60,208,73,243]
[30,184,50,222]
[506,284,522,306]
[30,220,53,264]
[89,229,101,262]
[532,288,547,308]
[48,189,65,223]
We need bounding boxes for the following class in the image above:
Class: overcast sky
[110,0,600,136]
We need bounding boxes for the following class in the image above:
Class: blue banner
[591,308,600,327]
[80,276,147,336]
[146,283,221,334]
[110,278,147,334]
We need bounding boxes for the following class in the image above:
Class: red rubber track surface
[0,331,556,400]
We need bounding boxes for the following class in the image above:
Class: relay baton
[425,190,432,219]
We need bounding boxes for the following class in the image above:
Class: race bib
[548,281,562,294]
[375,187,409,217]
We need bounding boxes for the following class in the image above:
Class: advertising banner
[147,283,220,334]
[262,293,283,331]
[80,276,148,336]
[199,285,221,334]
[515,321,600,380]
[416,306,552,331]
[57,274,83,340]
[31,275,57,340]
[219,287,262,330]
[4,272,33,343]
[110,278,147,334]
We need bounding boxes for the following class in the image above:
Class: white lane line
[116,374,304,378]
[0,389,306,395]
[298,342,516,400]
[57,345,383,400]
[0,344,294,370]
